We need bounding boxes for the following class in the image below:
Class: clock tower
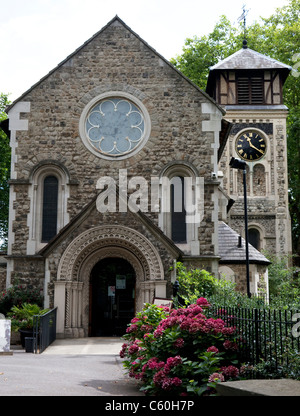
[206,43,292,257]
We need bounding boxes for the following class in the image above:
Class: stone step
[216,379,300,396]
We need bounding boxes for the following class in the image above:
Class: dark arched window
[171,176,186,243]
[41,175,58,242]
[249,228,260,251]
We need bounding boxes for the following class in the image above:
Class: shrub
[120,298,242,396]
[0,283,43,316]
[173,262,236,307]
[7,303,48,331]
[173,262,299,310]
[264,252,300,308]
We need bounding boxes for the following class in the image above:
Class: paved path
[0,338,143,396]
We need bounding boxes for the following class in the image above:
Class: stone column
[54,281,66,338]
[64,282,73,337]
[70,282,84,338]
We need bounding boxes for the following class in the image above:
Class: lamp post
[173,280,179,298]
[229,157,251,298]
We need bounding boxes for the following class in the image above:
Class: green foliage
[174,259,299,309]
[120,299,242,396]
[251,336,300,380]
[287,110,300,254]
[174,262,236,306]
[0,93,11,249]
[7,302,48,331]
[171,0,300,255]
[0,283,43,316]
[170,15,240,90]
[264,251,300,308]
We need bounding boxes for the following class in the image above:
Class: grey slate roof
[209,48,292,71]
[218,221,271,265]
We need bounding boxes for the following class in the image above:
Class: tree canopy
[171,0,300,258]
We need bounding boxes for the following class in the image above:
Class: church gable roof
[7,15,225,115]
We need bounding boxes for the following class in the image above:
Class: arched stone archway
[54,225,166,338]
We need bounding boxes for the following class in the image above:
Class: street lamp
[173,280,179,297]
[229,157,251,298]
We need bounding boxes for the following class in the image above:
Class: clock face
[235,131,267,161]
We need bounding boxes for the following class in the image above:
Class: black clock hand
[246,137,264,154]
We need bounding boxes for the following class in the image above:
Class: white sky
[1,0,288,102]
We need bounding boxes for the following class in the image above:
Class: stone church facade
[2,17,290,338]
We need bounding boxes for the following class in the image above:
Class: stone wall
[219,262,268,296]
[8,19,222,261]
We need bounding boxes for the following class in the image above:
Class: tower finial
[238,5,250,48]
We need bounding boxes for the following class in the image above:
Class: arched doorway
[55,225,166,338]
[89,257,136,336]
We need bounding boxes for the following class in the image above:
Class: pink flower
[140,324,153,332]
[153,369,166,386]
[188,322,202,334]
[165,355,182,371]
[119,343,128,358]
[162,377,182,390]
[147,357,165,370]
[173,338,184,348]
[208,372,225,383]
[207,346,219,354]
[223,340,238,351]
[196,297,210,307]
[153,327,164,338]
[221,365,239,379]
[222,326,236,335]
[128,343,139,355]
[126,324,138,333]
[204,318,225,334]
[187,304,204,315]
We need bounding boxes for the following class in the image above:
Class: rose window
[84,97,146,158]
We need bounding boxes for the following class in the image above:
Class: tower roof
[209,47,292,72]
[206,47,291,98]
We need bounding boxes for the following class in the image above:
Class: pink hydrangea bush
[120,298,241,396]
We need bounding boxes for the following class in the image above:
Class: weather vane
[238,4,250,48]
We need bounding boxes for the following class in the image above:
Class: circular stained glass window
[80,93,151,160]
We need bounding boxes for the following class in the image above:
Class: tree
[170,15,240,90]
[0,93,11,250]
[171,0,300,258]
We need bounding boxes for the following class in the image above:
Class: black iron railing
[33,307,57,353]
[209,305,300,370]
